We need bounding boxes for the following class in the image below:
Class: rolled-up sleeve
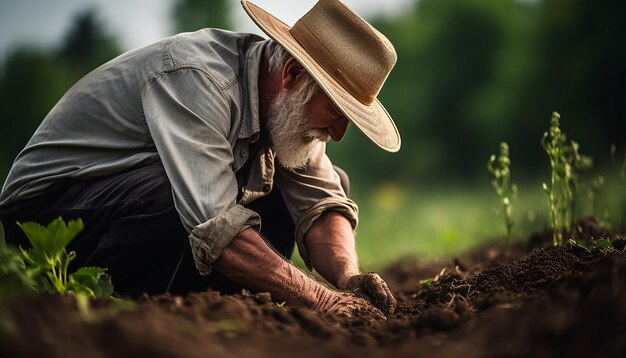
[142,68,258,275]
[274,142,359,270]
[189,204,260,275]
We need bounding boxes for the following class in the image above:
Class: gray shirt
[0,29,358,273]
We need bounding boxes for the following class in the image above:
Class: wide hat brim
[241,0,401,152]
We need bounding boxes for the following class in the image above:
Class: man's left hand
[339,273,396,317]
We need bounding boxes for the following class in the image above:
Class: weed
[0,217,113,298]
[488,142,518,248]
[541,112,592,246]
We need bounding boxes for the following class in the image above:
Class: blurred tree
[331,0,519,185]
[328,0,625,187]
[0,49,71,176]
[171,0,233,33]
[0,9,121,182]
[59,9,120,76]
[521,0,626,169]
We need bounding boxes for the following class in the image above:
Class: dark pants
[0,164,350,298]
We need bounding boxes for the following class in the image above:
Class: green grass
[344,182,547,270]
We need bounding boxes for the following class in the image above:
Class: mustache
[303,128,331,143]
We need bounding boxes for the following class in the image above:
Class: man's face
[267,81,349,170]
[307,91,349,142]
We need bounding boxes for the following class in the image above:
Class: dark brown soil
[1,218,625,357]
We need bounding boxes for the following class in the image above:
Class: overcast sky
[0,0,414,62]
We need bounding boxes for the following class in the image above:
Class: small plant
[418,267,450,288]
[567,235,625,253]
[0,217,113,298]
[488,142,518,248]
[611,143,626,179]
[541,112,592,246]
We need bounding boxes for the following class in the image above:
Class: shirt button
[240,150,248,158]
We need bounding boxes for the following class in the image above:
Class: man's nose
[328,116,349,141]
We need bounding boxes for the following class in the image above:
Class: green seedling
[611,143,626,179]
[541,112,592,246]
[0,217,113,298]
[419,267,449,288]
[568,236,616,252]
[488,142,518,248]
[419,278,435,287]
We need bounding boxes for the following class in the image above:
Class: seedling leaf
[0,247,37,291]
[17,217,83,261]
[16,222,49,253]
[70,266,113,298]
[594,238,611,249]
[568,239,590,252]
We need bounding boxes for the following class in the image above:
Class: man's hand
[339,273,396,317]
[313,288,385,319]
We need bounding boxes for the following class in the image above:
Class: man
[0,0,401,317]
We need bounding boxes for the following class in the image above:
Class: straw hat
[241,0,401,152]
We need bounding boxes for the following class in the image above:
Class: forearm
[304,211,398,317]
[213,227,328,308]
[304,211,361,288]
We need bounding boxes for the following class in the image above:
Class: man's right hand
[313,288,385,319]
[339,273,396,317]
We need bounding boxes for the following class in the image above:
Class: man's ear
[281,57,306,90]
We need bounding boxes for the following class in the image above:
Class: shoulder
[163,29,264,90]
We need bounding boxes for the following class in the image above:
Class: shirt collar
[240,39,270,143]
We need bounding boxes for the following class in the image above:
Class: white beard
[267,88,330,170]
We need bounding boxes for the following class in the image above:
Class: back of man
[0,29,260,209]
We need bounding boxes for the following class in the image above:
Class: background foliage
[1,0,624,264]
[327,0,625,187]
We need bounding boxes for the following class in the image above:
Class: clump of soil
[1,218,624,357]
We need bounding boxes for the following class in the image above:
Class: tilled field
[1,218,625,357]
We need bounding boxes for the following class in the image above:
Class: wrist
[336,272,358,290]
[277,263,332,309]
